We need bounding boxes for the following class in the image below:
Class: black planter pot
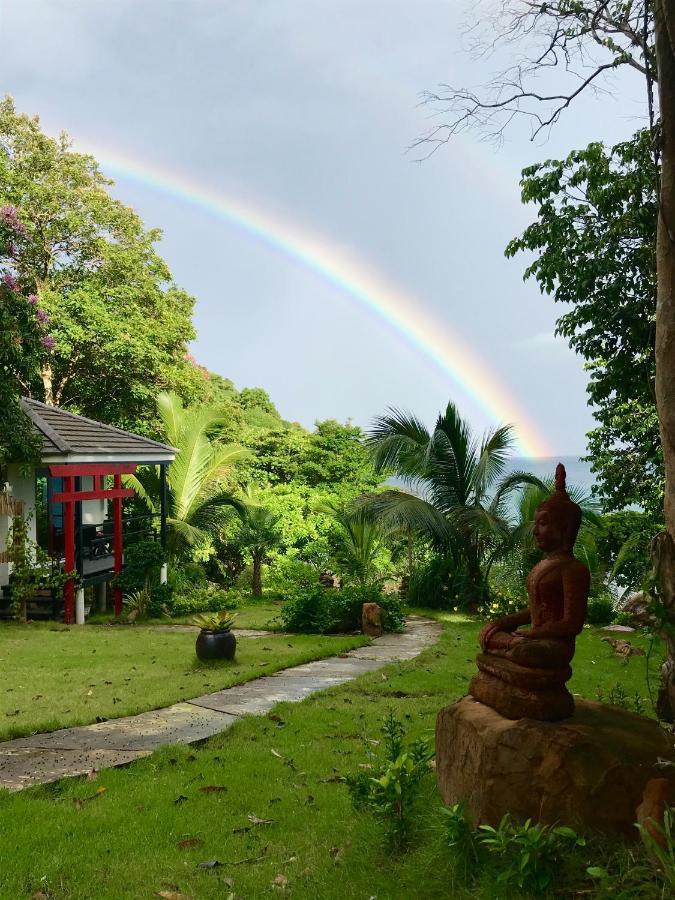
[195,629,236,661]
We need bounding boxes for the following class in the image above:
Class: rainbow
[72,139,552,457]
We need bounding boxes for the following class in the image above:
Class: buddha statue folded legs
[468,464,591,722]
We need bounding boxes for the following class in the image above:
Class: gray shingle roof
[21,398,177,462]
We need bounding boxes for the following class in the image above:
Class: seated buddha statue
[468,464,590,722]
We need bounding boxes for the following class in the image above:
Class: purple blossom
[27,294,38,305]
[41,334,56,351]
[2,271,19,291]
[0,204,26,235]
[5,240,17,258]
[36,308,50,324]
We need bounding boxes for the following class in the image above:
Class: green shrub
[115,540,165,595]
[346,710,432,849]
[587,595,616,625]
[266,557,319,598]
[168,584,239,617]
[407,555,473,609]
[480,584,525,620]
[477,815,584,894]
[280,584,404,634]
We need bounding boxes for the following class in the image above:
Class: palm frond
[473,424,517,500]
[358,489,453,548]
[367,408,432,480]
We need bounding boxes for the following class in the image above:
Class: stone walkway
[0,616,440,792]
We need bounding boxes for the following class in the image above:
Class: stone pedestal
[436,696,675,838]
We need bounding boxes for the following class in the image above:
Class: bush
[266,557,319,598]
[587,595,616,625]
[168,584,239,617]
[480,584,524,620]
[115,540,165,595]
[280,583,405,634]
[346,710,432,849]
[407,555,473,610]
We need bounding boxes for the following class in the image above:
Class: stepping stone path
[0,616,440,791]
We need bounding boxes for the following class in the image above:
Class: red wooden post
[113,474,123,616]
[63,474,75,625]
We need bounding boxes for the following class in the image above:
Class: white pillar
[75,587,85,625]
[160,563,168,585]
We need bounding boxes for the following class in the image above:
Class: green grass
[0,616,664,899]
[87,600,285,631]
[0,622,366,741]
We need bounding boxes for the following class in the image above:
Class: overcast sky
[0,1,648,455]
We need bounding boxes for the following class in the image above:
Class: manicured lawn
[0,616,663,899]
[0,623,366,741]
[87,600,286,631]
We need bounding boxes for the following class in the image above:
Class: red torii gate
[49,463,137,624]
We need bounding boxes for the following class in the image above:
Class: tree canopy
[506,129,662,515]
[0,96,204,434]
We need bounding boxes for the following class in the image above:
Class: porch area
[0,399,177,623]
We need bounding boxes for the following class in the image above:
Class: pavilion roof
[21,398,177,465]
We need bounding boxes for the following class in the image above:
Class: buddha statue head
[533,463,582,554]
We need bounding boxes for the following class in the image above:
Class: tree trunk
[41,362,54,406]
[654,1,675,720]
[252,552,262,597]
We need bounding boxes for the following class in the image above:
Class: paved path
[0,616,441,792]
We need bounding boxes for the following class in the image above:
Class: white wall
[79,476,107,525]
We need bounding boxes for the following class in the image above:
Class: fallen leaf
[31,892,49,899]
[247,814,273,826]
[199,785,228,794]
[223,877,234,888]
[177,837,204,849]
[86,768,97,781]
[197,859,222,870]
[270,749,283,758]
[272,873,288,890]
[329,846,343,861]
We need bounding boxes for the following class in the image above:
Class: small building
[0,399,176,623]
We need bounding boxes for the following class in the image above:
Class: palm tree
[227,487,282,596]
[316,500,388,587]
[363,401,543,607]
[127,392,248,558]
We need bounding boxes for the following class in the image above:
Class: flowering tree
[0,96,205,433]
[0,204,52,462]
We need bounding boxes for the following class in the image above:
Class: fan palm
[363,401,544,606]
[225,487,282,596]
[126,392,248,559]
[315,499,388,587]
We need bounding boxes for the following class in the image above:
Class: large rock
[436,696,675,838]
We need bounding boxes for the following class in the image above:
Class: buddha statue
[469,464,590,721]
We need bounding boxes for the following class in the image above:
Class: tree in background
[0,204,45,462]
[506,131,661,515]
[127,393,247,559]
[415,0,675,718]
[316,500,391,588]
[0,96,203,433]
[226,488,282,596]
[364,401,541,607]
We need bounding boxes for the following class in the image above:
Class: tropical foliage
[507,129,660,515]
[0,96,204,433]
[363,401,543,607]
[126,392,247,558]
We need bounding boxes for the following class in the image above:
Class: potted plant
[192,610,237,661]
